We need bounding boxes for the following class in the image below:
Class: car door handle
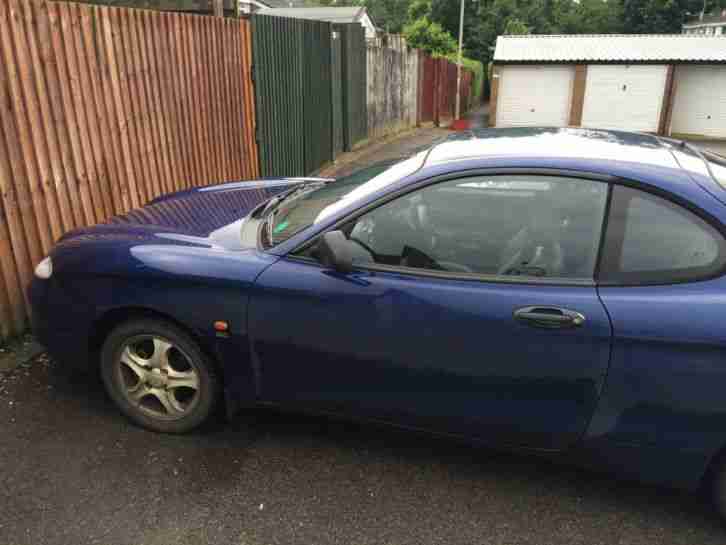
[513,306,586,329]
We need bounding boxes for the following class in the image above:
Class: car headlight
[34,256,53,279]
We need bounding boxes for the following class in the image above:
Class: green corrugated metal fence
[252,15,332,177]
[303,21,333,174]
[336,23,367,151]
[330,29,344,159]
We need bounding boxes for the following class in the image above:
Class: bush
[403,14,485,103]
[402,17,457,56]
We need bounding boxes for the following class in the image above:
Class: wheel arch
[89,306,223,381]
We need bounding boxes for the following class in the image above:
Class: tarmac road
[1,355,726,545]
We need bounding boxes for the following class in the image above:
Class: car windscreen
[264,151,427,247]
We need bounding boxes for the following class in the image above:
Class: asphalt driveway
[2,354,726,545]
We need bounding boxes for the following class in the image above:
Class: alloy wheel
[115,335,201,421]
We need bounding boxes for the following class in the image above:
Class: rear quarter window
[599,185,726,285]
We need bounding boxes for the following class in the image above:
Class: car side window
[310,175,609,280]
[599,185,726,284]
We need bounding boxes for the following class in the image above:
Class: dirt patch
[0,333,45,374]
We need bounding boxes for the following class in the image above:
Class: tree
[503,16,530,34]
[621,0,689,33]
[556,0,623,34]
[408,0,431,20]
[360,0,412,33]
[402,16,458,54]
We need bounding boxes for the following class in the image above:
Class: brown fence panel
[418,53,435,124]
[444,60,457,123]
[0,0,258,340]
[426,56,474,127]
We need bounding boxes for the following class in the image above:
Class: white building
[490,34,726,139]
[256,6,377,38]
[683,10,726,36]
[239,0,311,15]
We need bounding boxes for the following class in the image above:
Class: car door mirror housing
[318,230,355,273]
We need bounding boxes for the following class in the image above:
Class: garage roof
[494,35,726,63]
[257,6,365,24]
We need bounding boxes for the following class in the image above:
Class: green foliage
[318,0,711,45]
[407,0,431,21]
[403,16,458,55]
[503,17,530,34]
[555,0,623,34]
[621,0,685,33]
[360,0,412,33]
[442,54,485,103]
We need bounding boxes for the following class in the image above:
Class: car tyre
[100,318,220,434]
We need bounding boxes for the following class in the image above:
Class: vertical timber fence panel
[253,15,333,177]
[366,34,419,141]
[0,0,258,340]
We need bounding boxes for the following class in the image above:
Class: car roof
[424,127,681,170]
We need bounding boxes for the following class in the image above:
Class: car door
[249,173,613,451]
[588,184,726,460]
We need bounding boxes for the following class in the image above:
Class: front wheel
[100,318,220,433]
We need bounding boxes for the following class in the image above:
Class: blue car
[29,128,726,516]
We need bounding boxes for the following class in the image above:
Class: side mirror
[318,230,355,273]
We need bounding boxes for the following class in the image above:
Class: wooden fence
[418,54,474,127]
[418,53,436,125]
[0,0,258,339]
[366,34,419,141]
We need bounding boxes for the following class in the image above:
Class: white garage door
[497,66,574,127]
[582,65,668,132]
[670,65,726,139]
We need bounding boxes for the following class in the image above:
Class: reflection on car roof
[425,127,680,170]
